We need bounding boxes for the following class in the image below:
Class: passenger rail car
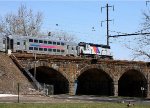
[0,35,78,56]
[0,35,112,59]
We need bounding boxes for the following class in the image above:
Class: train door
[10,39,14,51]
[67,45,70,55]
[23,40,27,50]
[67,45,74,56]
[6,37,14,51]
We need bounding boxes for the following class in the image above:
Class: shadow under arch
[76,68,114,96]
[118,69,147,97]
[29,66,69,94]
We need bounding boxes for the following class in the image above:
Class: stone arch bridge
[11,54,150,98]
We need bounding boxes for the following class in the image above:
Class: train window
[67,45,69,49]
[44,48,47,51]
[17,42,20,45]
[61,50,65,53]
[57,49,60,52]
[48,49,52,52]
[53,49,56,52]
[34,39,38,43]
[48,41,52,44]
[44,41,47,44]
[57,42,60,45]
[72,47,74,50]
[61,42,65,46]
[24,42,26,45]
[39,40,43,43]
[34,47,38,50]
[29,47,33,50]
[29,39,33,42]
[39,48,43,51]
[53,42,56,45]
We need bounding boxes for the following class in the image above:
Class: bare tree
[49,31,77,42]
[0,4,43,36]
[129,11,150,60]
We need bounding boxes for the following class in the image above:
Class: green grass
[0,103,150,108]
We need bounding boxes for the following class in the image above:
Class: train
[0,35,113,59]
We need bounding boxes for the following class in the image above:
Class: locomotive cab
[78,42,91,55]
[0,36,7,52]
[6,35,28,53]
[0,35,14,53]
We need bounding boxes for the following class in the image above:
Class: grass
[0,103,150,108]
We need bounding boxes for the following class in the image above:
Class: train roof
[6,35,78,46]
[7,35,57,40]
[7,35,74,42]
[78,42,110,48]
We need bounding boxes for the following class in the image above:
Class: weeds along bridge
[10,54,150,98]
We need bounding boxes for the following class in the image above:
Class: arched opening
[29,66,69,94]
[76,68,113,96]
[118,69,147,97]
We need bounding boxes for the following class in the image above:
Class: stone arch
[76,64,114,96]
[77,64,114,79]
[29,66,69,94]
[28,61,69,81]
[119,67,147,79]
[118,69,147,97]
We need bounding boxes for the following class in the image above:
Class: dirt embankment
[0,52,34,94]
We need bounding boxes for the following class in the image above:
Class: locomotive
[0,35,112,59]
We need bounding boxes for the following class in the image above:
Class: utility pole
[106,4,110,46]
[101,3,114,46]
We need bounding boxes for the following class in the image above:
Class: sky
[0,0,149,61]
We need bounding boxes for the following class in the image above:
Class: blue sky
[0,0,149,61]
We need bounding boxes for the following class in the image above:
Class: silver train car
[0,35,112,59]
[0,35,78,56]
